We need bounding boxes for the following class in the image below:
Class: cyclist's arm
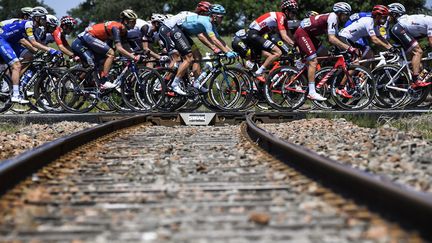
[279,29,295,46]
[197,33,217,50]
[58,44,74,57]
[142,41,160,59]
[112,27,135,59]
[25,22,54,52]
[328,34,350,50]
[20,38,37,53]
[370,35,392,49]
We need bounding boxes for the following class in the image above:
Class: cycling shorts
[172,25,193,56]
[246,29,275,53]
[0,37,22,65]
[80,32,111,56]
[390,23,418,53]
[158,24,177,55]
[268,33,290,55]
[294,27,321,61]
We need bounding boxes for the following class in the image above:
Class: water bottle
[245,60,255,70]
[21,69,33,87]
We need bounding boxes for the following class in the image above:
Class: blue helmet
[210,4,226,15]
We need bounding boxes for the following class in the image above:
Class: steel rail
[245,112,432,236]
[0,114,153,196]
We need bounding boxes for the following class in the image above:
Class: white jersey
[163,11,197,28]
[398,14,432,38]
[339,17,379,42]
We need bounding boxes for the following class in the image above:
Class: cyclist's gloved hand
[347,46,360,56]
[388,47,400,54]
[226,51,238,59]
[72,55,81,62]
[48,49,62,56]
[159,55,170,62]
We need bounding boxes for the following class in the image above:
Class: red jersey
[300,13,339,36]
[87,21,127,42]
[52,26,68,46]
[249,12,288,34]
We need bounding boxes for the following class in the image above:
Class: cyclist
[294,2,356,101]
[0,7,61,103]
[195,1,212,16]
[127,14,168,64]
[339,5,394,59]
[71,9,141,89]
[246,0,297,82]
[50,16,78,58]
[163,4,237,95]
[0,7,33,27]
[388,3,432,87]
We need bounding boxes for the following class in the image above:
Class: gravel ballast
[260,117,432,194]
[0,122,96,161]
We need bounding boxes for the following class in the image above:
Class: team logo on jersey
[174,32,182,40]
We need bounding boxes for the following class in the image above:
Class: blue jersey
[180,15,219,37]
[0,20,35,43]
[344,12,371,28]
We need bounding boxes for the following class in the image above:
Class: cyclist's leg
[81,32,113,78]
[247,30,281,77]
[0,38,21,97]
[269,33,291,55]
[391,23,420,79]
[294,28,321,97]
[170,26,193,93]
[71,37,96,68]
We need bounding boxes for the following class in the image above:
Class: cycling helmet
[333,2,351,14]
[210,4,226,15]
[21,7,33,15]
[151,13,166,23]
[196,1,212,14]
[165,14,174,18]
[281,0,298,11]
[372,5,390,17]
[60,16,78,27]
[31,6,48,17]
[388,3,406,16]
[120,9,138,20]
[305,10,319,18]
[46,14,59,28]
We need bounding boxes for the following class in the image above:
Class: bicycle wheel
[312,67,338,110]
[153,68,187,112]
[372,64,410,109]
[264,66,307,111]
[57,68,98,113]
[331,65,375,110]
[33,69,65,113]
[0,73,12,113]
[205,68,242,112]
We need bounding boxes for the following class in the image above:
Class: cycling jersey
[87,21,127,43]
[300,13,339,36]
[397,14,432,38]
[344,12,371,27]
[0,18,20,28]
[249,12,288,34]
[52,26,69,46]
[0,20,34,42]
[180,15,218,37]
[339,17,379,42]
[163,11,197,29]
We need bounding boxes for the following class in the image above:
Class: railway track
[0,112,431,241]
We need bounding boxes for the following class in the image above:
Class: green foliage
[69,0,427,35]
[0,0,55,20]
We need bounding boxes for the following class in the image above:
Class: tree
[69,0,427,34]
[0,0,55,20]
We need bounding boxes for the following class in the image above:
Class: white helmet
[21,7,33,15]
[151,13,166,23]
[388,3,406,16]
[46,15,59,28]
[333,2,351,14]
[31,6,48,17]
[120,9,138,20]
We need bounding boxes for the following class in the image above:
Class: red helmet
[61,16,78,27]
[196,1,212,14]
[281,0,298,11]
[372,5,390,17]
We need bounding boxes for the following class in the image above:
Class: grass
[305,113,379,128]
[0,123,22,133]
[387,114,432,140]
